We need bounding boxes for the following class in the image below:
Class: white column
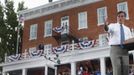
[55,67,57,75]
[100,57,106,75]
[22,68,27,75]
[45,65,48,75]
[2,72,6,75]
[71,62,76,75]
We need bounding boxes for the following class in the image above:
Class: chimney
[49,0,53,2]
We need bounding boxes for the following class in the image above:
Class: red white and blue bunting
[52,45,67,54]
[29,50,43,57]
[6,40,98,62]
[7,54,21,62]
[78,40,95,49]
[53,26,64,33]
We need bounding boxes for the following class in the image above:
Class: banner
[7,54,21,62]
[29,50,43,57]
[78,40,95,49]
[52,45,67,54]
[53,26,64,33]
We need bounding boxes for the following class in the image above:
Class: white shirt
[108,23,132,45]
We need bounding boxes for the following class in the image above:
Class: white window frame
[44,44,52,55]
[117,2,129,19]
[78,11,88,30]
[29,24,37,40]
[99,33,108,47]
[44,20,52,37]
[79,36,88,42]
[97,7,107,26]
[61,16,69,34]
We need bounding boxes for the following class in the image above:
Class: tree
[17,1,27,12]
[5,0,18,55]
[0,2,7,62]
[0,0,26,63]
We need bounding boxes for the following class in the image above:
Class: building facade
[0,0,134,75]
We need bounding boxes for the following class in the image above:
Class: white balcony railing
[5,39,108,63]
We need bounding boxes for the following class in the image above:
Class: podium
[118,38,134,75]
[123,38,134,50]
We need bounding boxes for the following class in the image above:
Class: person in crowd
[82,67,90,75]
[77,66,83,75]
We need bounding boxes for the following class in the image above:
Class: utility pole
[16,14,24,54]
[16,23,20,54]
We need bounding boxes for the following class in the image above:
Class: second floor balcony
[4,38,108,64]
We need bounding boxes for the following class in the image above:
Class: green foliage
[5,0,18,54]
[0,0,26,63]
[0,2,7,62]
[17,1,27,12]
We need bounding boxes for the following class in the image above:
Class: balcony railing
[5,39,108,63]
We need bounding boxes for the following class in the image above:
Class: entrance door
[48,67,55,75]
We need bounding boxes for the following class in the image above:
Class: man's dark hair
[117,11,127,17]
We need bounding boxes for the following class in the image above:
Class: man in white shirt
[107,23,132,45]
[104,11,132,75]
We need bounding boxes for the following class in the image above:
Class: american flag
[18,14,24,23]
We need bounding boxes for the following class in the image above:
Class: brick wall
[22,0,134,52]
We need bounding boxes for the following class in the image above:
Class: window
[44,20,52,37]
[61,16,69,34]
[97,7,107,25]
[30,24,37,40]
[44,44,52,55]
[99,33,108,46]
[79,36,88,42]
[117,2,129,19]
[78,11,88,30]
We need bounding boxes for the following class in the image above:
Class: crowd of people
[57,64,134,75]
[77,66,101,75]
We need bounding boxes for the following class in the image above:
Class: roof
[18,0,102,21]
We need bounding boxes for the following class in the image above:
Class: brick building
[21,0,134,52]
[0,0,134,75]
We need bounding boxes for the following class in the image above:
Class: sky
[1,0,59,9]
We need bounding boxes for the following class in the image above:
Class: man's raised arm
[104,18,109,32]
